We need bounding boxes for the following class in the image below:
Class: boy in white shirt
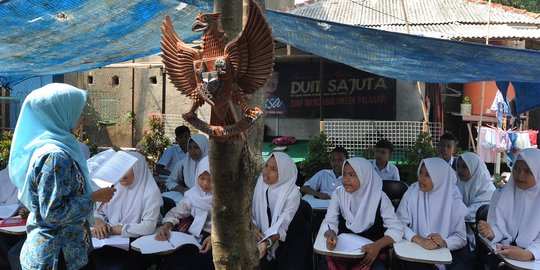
[371,139,400,181]
[156,126,190,176]
[301,147,349,199]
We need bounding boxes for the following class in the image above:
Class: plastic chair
[475,204,490,270]
[382,180,409,209]
[160,196,176,217]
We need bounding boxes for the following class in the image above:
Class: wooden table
[313,231,364,259]
[393,240,452,264]
[0,225,26,235]
[478,235,540,270]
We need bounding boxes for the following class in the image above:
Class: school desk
[393,239,452,264]
[262,140,308,163]
[302,195,330,211]
[478,235,540,270]
[313,231,365,259]
[0,226,26,235]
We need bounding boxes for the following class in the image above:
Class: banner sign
[265,62,396,119]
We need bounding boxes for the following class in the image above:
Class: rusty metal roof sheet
[287,0,540,27]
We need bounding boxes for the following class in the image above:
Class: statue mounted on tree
[160,0,274,141]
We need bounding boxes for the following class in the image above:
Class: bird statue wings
[160,0,275,141]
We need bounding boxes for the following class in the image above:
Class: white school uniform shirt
[320,158,403,242]
[253,152,301,258]
[303,169,342,196]
[163,157,212,239]
[487,149,540,262]
[396,158,467,251]
[370,160,400,181]
[94,151,163,238]
[158,144,186,171]
[0,167,18,205]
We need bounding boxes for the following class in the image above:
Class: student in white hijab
[163,134,209,202]
[396,157,468,270]
[478,148,540,263]
[456,152,495,222]
[456,152,495,253]
[0,167,25,270]
[321,157,403,270]
[252,152,303,270]
[0,167,17,206]
[91,151,163,270]
[157,156,214,270]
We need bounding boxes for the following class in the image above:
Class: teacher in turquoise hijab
[9,83,115,270]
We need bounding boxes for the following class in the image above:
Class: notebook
[131,232,201,254]
[335,233,373,252]
[92,235,130,251]
[89,150,138,188]
[0,216,27,227]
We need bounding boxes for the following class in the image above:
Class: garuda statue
[161,0,274,141]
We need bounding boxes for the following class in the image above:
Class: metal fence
[322,120,443,162]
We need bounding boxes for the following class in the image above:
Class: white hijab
[184,156,212,237]
[253,152,300,257]
[253,152,299,232]
[456,152,495,206]
[101,151,163,226]
[405,157,466,238]
[0,167,18,205]
[489,148,540,248]
[183,134,208,189]
[338,157,382,233]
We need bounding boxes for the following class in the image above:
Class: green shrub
[138,113,171,173]
[0,131,11,170]
[400,132,438,185]
[298,132,332,185]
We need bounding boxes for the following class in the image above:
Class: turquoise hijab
[9,83,92,208]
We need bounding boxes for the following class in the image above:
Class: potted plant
[461,96,472,115]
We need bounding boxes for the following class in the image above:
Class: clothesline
[477,126,538,165]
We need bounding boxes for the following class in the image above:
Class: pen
[327,224,331,231]
[97,184,115,212]
[167,238,175,249]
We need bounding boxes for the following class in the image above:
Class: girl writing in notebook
[253,152,308,270]
[478,148,540,265]
[164,134,209,202]
[322,157,403,270]
[91,151,163,270]
[396,157,468,270]
[9,83,116,270]
[157,156,214,270]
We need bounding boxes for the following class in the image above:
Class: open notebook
[336,233,373,252]
[92,235,130,251]
[131,232,201,254]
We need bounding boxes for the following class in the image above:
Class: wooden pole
[400,0,429,133]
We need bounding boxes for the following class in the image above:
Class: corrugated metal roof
[287,0,540,26]
[374,23,540,39]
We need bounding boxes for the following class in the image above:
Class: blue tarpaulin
[1,0,540,113]
[0,0,212,77]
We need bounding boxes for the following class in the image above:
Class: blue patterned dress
[21,150,93,270]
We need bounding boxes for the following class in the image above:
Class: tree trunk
[210,0,267,269]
